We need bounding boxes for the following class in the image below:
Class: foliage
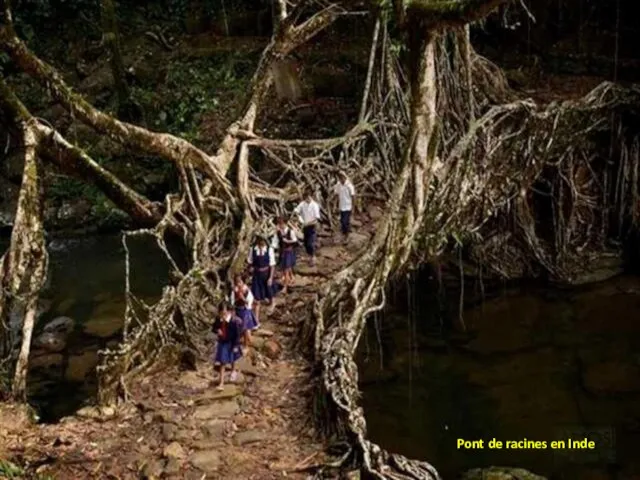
[12,0,99,42]
[135,54,254,142]
[0,459,55,480]
[0,460,23,479]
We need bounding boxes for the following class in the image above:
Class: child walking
[294,189,321,266]
[276,216,297,293]
[230,273,259,354]
[333,171,355,244]
[212,301,243,391]
[247,235,277,322]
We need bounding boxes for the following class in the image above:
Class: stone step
[195,384,242,404]
[192,400,239,420]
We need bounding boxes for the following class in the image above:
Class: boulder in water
[30,353,64,370]
[33,332,67,352]
[582,361,640,395]
[65,349,99,382]
[462,467,547,480]
[83,301,125,338]
[44,316,75,334]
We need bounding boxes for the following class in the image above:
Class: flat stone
[179,371,210,390]
[346,232,369,251]
[295,264,320,276]
[197,384,241,403]
[193,400,239,420]
[193,437,225,450]
[153,410,181,424]
[251,336,266,350]
[162,423,178,441]
[233,430,268,446]
[235,356,260,376]
[141,459,165,478]
[262,339,282,360]
[201,419,227,438]
[163,442,185,459]
[319,246,343,260]
[254,328,274,338]
[164,458,181,475]
[175,429,196,442]
[189,450,222,472]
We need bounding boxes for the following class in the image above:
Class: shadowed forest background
[1,0,640,479]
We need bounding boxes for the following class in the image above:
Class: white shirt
[247,245,276,267]
[277,226,297,248]
[229,285,254,309]
[294,200,321,226]
[334,180,355,212]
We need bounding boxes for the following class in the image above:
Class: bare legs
[282,268,293,294]
[215,362,237,390]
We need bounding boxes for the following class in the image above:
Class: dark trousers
[303,225,316,255]
[340,210,351,235]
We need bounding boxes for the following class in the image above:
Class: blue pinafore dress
[278,227,297,270]
[234,285,259,331]
[213,315,243,365]
[251,246,273,301]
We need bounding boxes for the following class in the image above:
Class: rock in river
[65,349,99,382]
[462,467,547,480]
[33,332,67,352]
[582,361,640,395]
[84,301,125,338]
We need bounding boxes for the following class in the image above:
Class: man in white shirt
[333,171,355,244]
[294,188,321,266]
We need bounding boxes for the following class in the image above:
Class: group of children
[211,173,356,389]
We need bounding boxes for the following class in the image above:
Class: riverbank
[0,212,375,479]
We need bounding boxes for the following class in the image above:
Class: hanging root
[64,11,640,480]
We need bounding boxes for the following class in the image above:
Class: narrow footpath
[1,209,381,479]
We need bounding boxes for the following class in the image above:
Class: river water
[3,235,640,478]
[1,234,171,420]
[358,274,640,479]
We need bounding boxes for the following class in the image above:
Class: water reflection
[2,233,175,421]
[359,275,640,479]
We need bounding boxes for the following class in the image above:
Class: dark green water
[359,275,640,479]
[1,234,172,420]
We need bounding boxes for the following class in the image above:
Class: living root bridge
[2,0,640,479]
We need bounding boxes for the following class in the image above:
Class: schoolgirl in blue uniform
[231,273,259,354]
[212,301,243,390]
[247,235,277,323]
[276,216,297,294]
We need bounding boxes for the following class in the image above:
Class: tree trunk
[3,122,48,401]
[100,0,132,119]
[313,25,442,480]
